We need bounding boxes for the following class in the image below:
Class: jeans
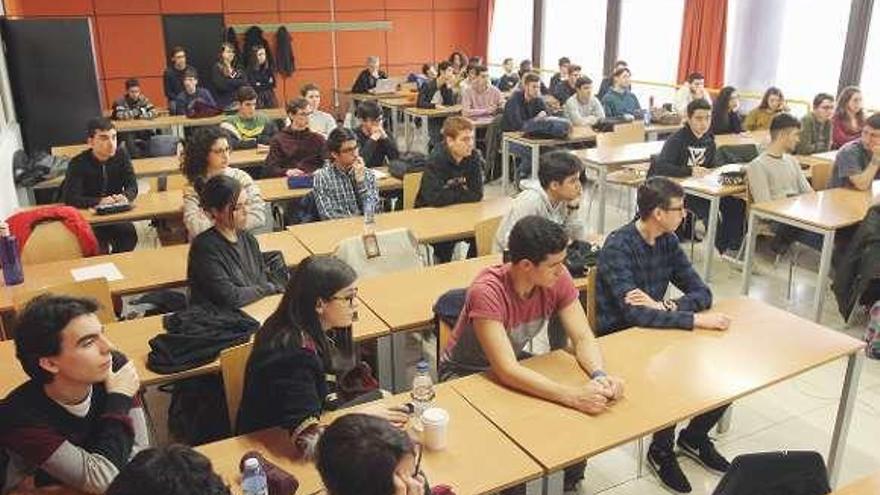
[432,237,476,264]
[509,142,532,179]
[685,195,746,253]
[771,223,824,254]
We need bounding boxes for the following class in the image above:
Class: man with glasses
[796,93,834,155]
[830,112,880,190]
[312,127,379,220]
[595,177,731,494]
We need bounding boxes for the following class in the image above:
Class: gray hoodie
[493,183,587,252]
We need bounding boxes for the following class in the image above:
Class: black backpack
[712,451,831,495]
[389,152,429,179]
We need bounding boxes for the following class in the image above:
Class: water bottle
[0,223,24,286]
[363,196,376,234]
[411,360,435,420]
[241,458,268,495]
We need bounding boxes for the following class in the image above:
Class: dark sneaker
[677,435,730,474]
[647,449,692,493]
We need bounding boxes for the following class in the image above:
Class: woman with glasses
[186,174,282,308]
[236,255,408,446]
[796,93,835,155]
[181,126,266,239]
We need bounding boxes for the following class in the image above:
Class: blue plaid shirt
[595,222,712,335]
[312,161,379,220]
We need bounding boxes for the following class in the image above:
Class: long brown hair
[834,86,864,127]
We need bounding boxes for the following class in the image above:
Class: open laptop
[370,78,398,94]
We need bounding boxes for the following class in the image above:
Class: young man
[597,60,627,101]
[552,64,581,108]
[264,98,327,177]
[313,127,379,220]
[441,215,624,493]
[107,445,230,495]
[746,113,820,254]
[0,295,149,494]
[220,85,278,150]
[62,117,139,253]
[563,76,605,127]
[351,56,387,94]
[353,100,399,168]
[495,57,520,92]
[796,93,834,155]
[549,57,571,96]
[501,72,548,179]
[170,68,216,116]
[415,116,485,262]
[595,177,731,494]
[111,79,156,120]
[301,83,338,137]
[461,65,503,118]
[417,60,457,151]
[673,72,712,115]
[830,112,880,190]
[163,46,196,105]
[649,99,745,257]
[601,67,642,119]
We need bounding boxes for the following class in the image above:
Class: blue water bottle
[0,223,24,286]
[241,457,268,495]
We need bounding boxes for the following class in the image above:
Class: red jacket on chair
[6,206,100,257]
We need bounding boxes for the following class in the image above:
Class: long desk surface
[750,186,880,230]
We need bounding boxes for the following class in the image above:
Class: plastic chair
[219,341,254,431]
[20,221,85,264]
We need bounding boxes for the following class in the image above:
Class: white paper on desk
[70,263,124,282]
[373,169,389,179]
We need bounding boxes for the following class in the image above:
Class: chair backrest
[13,278,116,324]
[474,216,503,257]
[402,172,424,210]
[220,341,254,431]
[810,161,833,191]
[20,221,84,264]
[606,121,646,146]
[333,227,424,279]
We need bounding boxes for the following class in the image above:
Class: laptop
[370,78,398,94]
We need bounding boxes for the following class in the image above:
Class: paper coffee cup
[421,407,450,451]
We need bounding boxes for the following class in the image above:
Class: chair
[712,451,830,495]
[402,172,424,210]
[605,121,646,146]
[810,161,832,191]
[220,341,254,431]
[20,221,84,264]
[13,278,116,324]
[474,216,502,257]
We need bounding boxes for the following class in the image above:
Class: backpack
[565,240,599,277]
[522,116,571,139]
[388,152,429,179]
[866,301,880,359]
[592,115,634,133]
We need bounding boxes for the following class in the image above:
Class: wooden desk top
[679,175,746,197]
[289,197,512,255]
[404,105,463,117]
[750,186,880,230]
[196,383,543,495]
[830,472,880,494]
[505,125,597,146]
[577,132,767,167]
[714,130,768,147]
[378,96,417,108]
[350,90,417,102]
[452,297,863,472]
[113,115,180,132]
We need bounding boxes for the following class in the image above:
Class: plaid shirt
[595,222,712,335]
[312,161,379,220]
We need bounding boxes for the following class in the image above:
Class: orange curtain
[677,0,727,88]
[476,0,495,61]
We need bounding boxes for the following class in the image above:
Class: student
[551,64,581,107]
[458,63,479,93]
[181,126,267,239]
[415,116,484,262]
[62,117,138,253]
[264,98,327,177]
[170,68,217,116]
[448,51,467,76]
[830,113,880,190]
[0,294,149,494]
[352,100,399,169]
[832,86,864,149]
[417,62,438,88]
[111,79,157,120]
[220,85,278,150]
[211,42,247,110]
[710,86,743,135]
[461,65,503,118]
[549,56,571,95]
[501,72,548,179]
[747,113,820,254]
[796,93,834,155]
[597,60,627,101]
[245,45,277,109]
[313,128,380,220]
[187,174,282,309]
[317,414,423,495]
[351,56,387,94]
[417,61,457,151]
[440,215,624,493]
[517,60,549,95]
[650,99,745,257]
[595,177,731,493]
[564,76,605,127]
[236,255,408,436]
[601,67,642,119]
[301,83,338,137]
[673,72,712,115]
[163,46,196,105]
[496,57,520,92]
[106,445,230,495]
[743,86,785,131]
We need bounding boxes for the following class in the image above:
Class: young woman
[235,255,408,438]
[832,86,864,149]
[245,45,277,109]
[211,42,247,110]
[180,126,266,239]
[710,86,743,135]
[186,174,281,309]
[744,86,785,131]
[448,51,466,76]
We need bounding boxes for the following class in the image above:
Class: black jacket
[163,65,195,103]
[61,149,138,208]
[597,76,613,101]
[415,144,484,208]
[355,127,399,168]
[496,73,519,92]
[500,90,547,132]
[712,109,743,135]
[211,63,247,109]
[275,27,294,76]
[833,204,880,319]
[351,69,387,94]
[417,79,455,109]
[552,81,576,107]
[246,65,277,108]
[648,125,716,178]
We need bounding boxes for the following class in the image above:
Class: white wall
[0,123,22,218]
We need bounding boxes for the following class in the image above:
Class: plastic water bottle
[363,196,376,234]
[411,360,436,420]
[0,223,23,286]
[241,458,268,495]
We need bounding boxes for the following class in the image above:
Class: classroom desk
[402,105,463,152]
[501,126,598,194]
[289,196,512,255]
[451,297,865,493]
[377,95,417,140]
[740,185,880,322]
[829,472,880,494]
[196,383,544,495]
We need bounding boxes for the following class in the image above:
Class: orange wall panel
[337,66,365,93]
[386,0,432,10]
[435,0,479,9]
[4,0,93,16]
[280,12,334,70]
[280,0,331,12]
[96,15,166,79]
[159,0,223,13]
[223,11,281,25]
[334,0,384,11]
[386,11,433,66]
[103,76,166,111]
[334,11,387,68]
[222,0,278,13]
[433,10,477,59]
[94,0,160,15]
[282,68,335,110]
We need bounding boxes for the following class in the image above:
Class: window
[488,0,534,77]
[860,4,880,110]
[542,0,606,83]
[618,0,685,85]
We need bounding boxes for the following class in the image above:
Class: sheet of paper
[70,263,124,282]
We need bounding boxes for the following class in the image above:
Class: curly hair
[181,126,226,186]
[106,444,230,495]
